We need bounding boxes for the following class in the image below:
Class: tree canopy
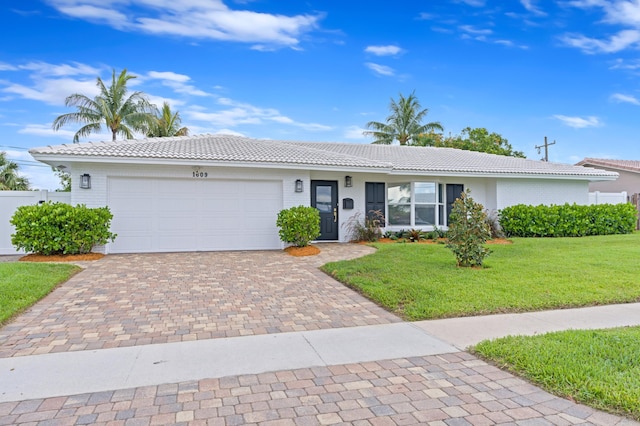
[416,127,525,158]
[364,91,443,145]
[0,152,30,190]
[52,69,156,142]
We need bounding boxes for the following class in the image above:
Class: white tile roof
[30,134,617,179]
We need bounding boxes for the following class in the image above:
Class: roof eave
[30,153,393,174]
[388,169,619,181]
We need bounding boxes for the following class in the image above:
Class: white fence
[0,191,71,255]
[588,191,628,205]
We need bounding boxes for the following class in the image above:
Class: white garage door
[107,177,283,253]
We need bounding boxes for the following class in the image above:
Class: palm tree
[364,91,443,145]
[52,69,156,142]
[146,102,189,137]
[0,152,30,190]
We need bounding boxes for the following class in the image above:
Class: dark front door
[365,182,386,226]
[446,184,465,224]
[311,180,338,240]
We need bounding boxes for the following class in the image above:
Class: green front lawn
[321,234,640,320]
[0,262,80,325]
[473,327,640,420]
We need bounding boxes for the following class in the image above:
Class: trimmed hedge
[276,205,320,247]
[11,202,117,255]
[499,203,637,237]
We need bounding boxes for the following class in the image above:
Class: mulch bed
[19,253,105,262]
[361,238,512,245]
[284,245,321,256]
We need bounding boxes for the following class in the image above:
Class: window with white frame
[387,182,445,226]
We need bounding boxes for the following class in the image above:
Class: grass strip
[0,262,80,325]
[472,327,640,420]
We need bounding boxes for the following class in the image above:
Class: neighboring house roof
[576,158,640,174]
[30,134,618,180]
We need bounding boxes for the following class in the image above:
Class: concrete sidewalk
[416,302,640,349]
[1,302,639,404]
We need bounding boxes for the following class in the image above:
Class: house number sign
[192,171,208,178]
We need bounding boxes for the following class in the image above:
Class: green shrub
[11,202,117,255]
[344,210,384,242]
[446,189,491,267]
[499,203,637,237]
[276,205,321,247]
[403,228,425,242]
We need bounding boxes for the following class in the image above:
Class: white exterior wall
[496,178,589,209]
[70,162,309,209]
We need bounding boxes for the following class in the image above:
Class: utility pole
[535,136,556,162]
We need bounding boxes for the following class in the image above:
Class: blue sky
[1,0,640,190]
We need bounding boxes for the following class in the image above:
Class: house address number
[193,171,208,178]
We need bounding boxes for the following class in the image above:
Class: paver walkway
[0,245,398,358]
[1,353,634,425]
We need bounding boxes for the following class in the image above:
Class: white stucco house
[29,134,617,254]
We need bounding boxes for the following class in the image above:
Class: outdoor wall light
[345,175,353,187]
[80,173,91,189]
[295,179,303,193]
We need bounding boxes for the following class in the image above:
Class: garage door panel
[108,177,282,253]
[112,216,152,233]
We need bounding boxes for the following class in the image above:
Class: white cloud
[19,123,112,141]
[343,125,367,140]
[365,62,395,76]
[147,71,191,83]
[560,29,640,53]
[459,25,493,36]
[0,63,18,71]
[563,1,640,53]
[0,61,104,105]
[146,94,186,109]
[215,128,245,136]
[185,97,332,131]
[520,0,546,16]
[2,77,99,105]
[364,45,403,56]
[600,0,640,27]
[610,58,640,69]
[553,114,602,128]
[494,39,529,49]
[610,93,640,104]
[46,0,324,49]
[19,61,101,77]
[458,0,485,6]
[147,71,210,96]
[19,124,76,138]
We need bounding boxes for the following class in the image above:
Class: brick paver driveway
[0,244,399,358]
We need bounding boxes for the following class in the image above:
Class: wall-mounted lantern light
[295,179,303,193]
[80,173,91,189]
[345,175,353,187]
